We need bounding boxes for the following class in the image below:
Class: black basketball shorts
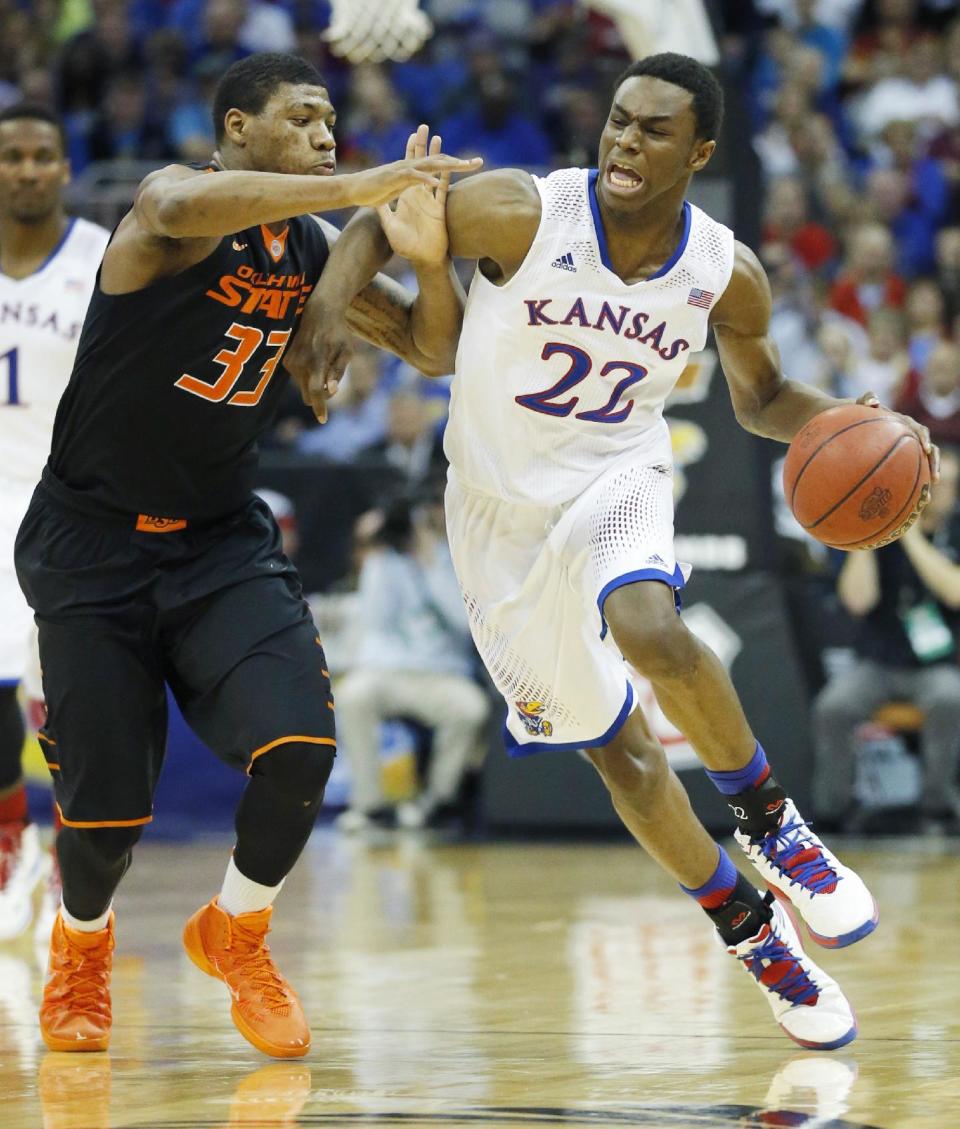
[14,484,335,829]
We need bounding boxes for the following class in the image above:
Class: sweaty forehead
[266,84,333,114]
[609,76,695,123]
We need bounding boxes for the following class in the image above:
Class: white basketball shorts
[446,456,690,755]
[0,480,38,686]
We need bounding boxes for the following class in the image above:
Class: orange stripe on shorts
[247,734,337,774]
[56,803,153,829]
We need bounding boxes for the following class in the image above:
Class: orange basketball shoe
[183,899,310,1059]
[40,912,114,1052]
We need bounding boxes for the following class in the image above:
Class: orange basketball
[783,404,930,550]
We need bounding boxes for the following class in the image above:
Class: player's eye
[291,118,309,127]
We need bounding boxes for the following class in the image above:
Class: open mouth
[313,162,335,175]
[605,163,644,193]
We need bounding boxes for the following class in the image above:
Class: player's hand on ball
[284,311,350,423]
[378,125,456,266]
[856,391,940,484]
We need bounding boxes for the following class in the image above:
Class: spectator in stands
[255,487,301,563]
[297,343,390,462]
[935,225,960,315]
[897,339,960,445]
[335,494,490,833]
[856,35,959,141]
[440,66,552,168]
[357,390,446,487]
[904,276,948,371]
[848,308,910,402]
[812,447,960,833]
[345,65,416,168]
[846,0,926,88]
[812,318,869,396]
[762,241,824,384]
[829,222,907,325]
[763,175,837,273]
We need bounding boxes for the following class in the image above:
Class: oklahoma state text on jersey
[47,181,329,523]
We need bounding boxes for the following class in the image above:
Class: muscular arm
[711,242,838,442]
[101,153,478,294]
[444,167,542,281]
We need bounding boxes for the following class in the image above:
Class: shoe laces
[739,924,820,1007]
[52,932,113,1017]
[227,919,291,1012]
[760,817,839,894]
[0,824,23,889]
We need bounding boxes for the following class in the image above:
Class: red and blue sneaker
[726,895,858,1050]
[735,799,878,948]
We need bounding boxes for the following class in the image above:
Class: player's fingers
[415,154,483,173]
[405,131,417,161]
[929,440,941,482]
[856,391,881,408]
[435,169,451,209]
[415,122,428,160]
[429,133,442,157]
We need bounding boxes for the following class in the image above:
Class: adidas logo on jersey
[550,252,576,272]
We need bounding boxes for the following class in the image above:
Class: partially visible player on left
[0,104,110,943]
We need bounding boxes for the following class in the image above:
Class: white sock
[217,855,284,917]
[60,902,111,933]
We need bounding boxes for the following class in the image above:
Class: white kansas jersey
[445,167,735,505]
[0,217,110,488]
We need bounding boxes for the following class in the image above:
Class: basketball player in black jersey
[14,52,480,1058]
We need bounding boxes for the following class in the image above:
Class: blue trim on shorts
[504,680,635,757]
[0,678,21,688]
[597,565,686,640]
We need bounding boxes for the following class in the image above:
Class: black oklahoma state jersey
[47,182,328,523]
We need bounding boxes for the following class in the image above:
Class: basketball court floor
[2,832,957,1128]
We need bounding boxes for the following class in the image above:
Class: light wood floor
[2,831,958,1129]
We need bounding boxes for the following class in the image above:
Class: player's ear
[689,139,715,172]
[222,108,247,148]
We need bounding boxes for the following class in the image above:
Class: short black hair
[0,103,67,151]
[614,53,724,141]
[212,53,327,143]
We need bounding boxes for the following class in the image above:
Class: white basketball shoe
[735,798,878,948]
[727,895,858,1050]
[0,821,47,940]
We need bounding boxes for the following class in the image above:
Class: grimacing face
[225,83,337,177]
[596,76,714,215]
[0,118,69,224]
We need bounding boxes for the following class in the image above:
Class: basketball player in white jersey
[302,54,938,1049]
[0,104,110,943]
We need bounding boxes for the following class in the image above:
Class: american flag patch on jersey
[687,288,714,308]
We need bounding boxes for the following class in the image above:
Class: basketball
[783,404,930,550]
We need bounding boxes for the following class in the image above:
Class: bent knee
[251,738,336,804]
[604,589,698,680]
[66,825,144,866]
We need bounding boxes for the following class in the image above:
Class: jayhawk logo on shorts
[515,700,553,737]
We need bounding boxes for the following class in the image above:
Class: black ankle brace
[706,876,773,947]
[727,775,788,839]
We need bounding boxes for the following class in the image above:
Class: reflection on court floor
[2,832,957,1129]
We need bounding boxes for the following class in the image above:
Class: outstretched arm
[711,241,939,479]
[101,150,481,296]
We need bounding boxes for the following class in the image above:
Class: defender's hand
[377,125,456,266]
[284,311,350,423]
[344,149,481,209]
[856,391,940,483]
